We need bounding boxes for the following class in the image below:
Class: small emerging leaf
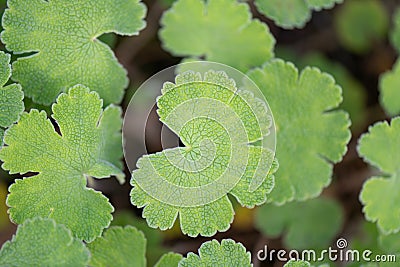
[179,239,252,267]
[2,0,147,105]
[0,217,89,267]
[88,226,146,267]
[0,85,124,242]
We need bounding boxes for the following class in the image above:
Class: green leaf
[111,211,167,266]
[390,7,400,53]
[358,117,400,234]
[334,0,388,54]
[380,61,400,116]
[0,85,124,242]
[159,0,275,72]
[0,217,89,267]
[0,51,24,148]
[131,70,277,237]
[284,260,311,267]
[276,49,366,130]
[179,239,252,267]
[1,0,146,105]
[155,253,183,267]
[255,198,343,249]
[88,226,146,267]
[255,0,342,29]
[247,59,351,204]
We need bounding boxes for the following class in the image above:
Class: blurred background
[0,0,399,266]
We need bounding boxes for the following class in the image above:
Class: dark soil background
[0,0,398,266]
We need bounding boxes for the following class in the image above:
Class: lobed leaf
[247,59,351,204]
[179,239,252,267]
[255,198,343,249]
[159,0,275,72]
[1,0,147,105]
[131,70,277,237]
[255,0,342,29]
[334,0,388,54]
[379,61,400,117]
[87,226,146,267]
[0,51,24,147]
[0,217,89,267]
[0,85,124,242]
[358,117,400,234]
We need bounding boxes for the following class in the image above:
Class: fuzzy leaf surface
[131,70,277,237]
[1,0,146,105]
[358,117,400,234]
[0,217,89,267]
[0,85,124,242]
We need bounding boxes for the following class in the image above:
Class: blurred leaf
[159,0,275,72]
[334,0,388,54]
[154,252,183,267]
[255,0,342,29]
[255,198,343,249]
[248,59,351,204]
[390,7,400,53]
[284,260,311,267]
[87,226,146,267]
[379,60,400,116]
[112,211,167,266]
[358,117,400,234]
[277,49,366,130]
[179,239,251,266]
[0,217,89,266]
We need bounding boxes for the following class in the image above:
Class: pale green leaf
[380,60,400,116]
[334,0,388,53]
[0,217,89,267]
[276,49,366,130]
[247,59,351,204]
[159,0,275,72]
[88,226,146,267]
[0,51,24,149]
[255,0,342,29]
[0,85,124,242]
[1,0,146,105]
[131,70,277,237]
[255,198,343,249]
[179,239,251,267]
[358,117,400,234]
[155,253,183,267]
[284,260,311,267]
